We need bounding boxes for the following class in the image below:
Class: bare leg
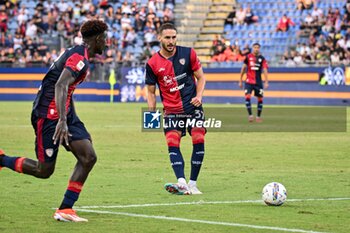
[58,139,97,210]
[68,139,97,183]
[22,159,56,179]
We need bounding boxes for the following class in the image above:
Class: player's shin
[190,128,205,182]
[166,131,185,180]
[257,97,263,117]
[245,94,252,115]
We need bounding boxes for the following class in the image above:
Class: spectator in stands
[121,13,132,30]
[0,7,8,45]
[164,7,174,21]
[300,43,311,55]
[124,28,137,47]
[148,0,156,12]
[26,20,38,39]
[235,7,246,25]
[311,6,323,19]
[210,34,225,56]
[0,0,175,78]
[144,28,157,45]
[47,10,57,33]
[139,6,147,22]
[13,32,22,51]
[224,6,236,27]
[122,51,134,67]
[134,12,144,33]
[57,0,69,13]
[37,38,48,57]
[231,45,245,62]
[330,51,341,65]
[99,0,110,10]
[50,49,58,61]
[296,0,315,11]
[210,44,226,62]
[103,49,115,80]
[244,6,258,25]
[222,45,234,61]
[17,8,28,25]
[276,14,295,32]
[43,51,53,66]
[140,43,152,62]
[241,44,251,56]
[154,17,162,31]
[6,48,15,63]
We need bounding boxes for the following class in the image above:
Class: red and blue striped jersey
[244,53,268,86]
[145,46,201,114]
[32,45,89,120]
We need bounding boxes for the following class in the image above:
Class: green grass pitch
[0,101,349,233]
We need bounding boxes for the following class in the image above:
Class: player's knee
[37,165,55,179]
[258,97,263,103]
[191,127,205,144]
[82,151,97,169]
[165,130,181,147]
[245,94,251,101]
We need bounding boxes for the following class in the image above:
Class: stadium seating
[0,0,175,74]
[210,0,347,66]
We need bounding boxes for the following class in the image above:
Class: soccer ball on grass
[262,182,287,206]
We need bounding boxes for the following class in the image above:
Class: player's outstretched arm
[239,63,247,89]
[53,68,75,146]
[191,67,206,107]
[147,84,157,111]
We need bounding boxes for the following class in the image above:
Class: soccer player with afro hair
[0,19,108,222]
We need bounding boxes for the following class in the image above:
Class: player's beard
[162,42,176,54]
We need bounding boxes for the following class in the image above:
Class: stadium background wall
[0,67,349,105]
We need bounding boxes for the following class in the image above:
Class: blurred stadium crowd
[213,0,350,66]
[0,0,174,81]
[0,0,349,82]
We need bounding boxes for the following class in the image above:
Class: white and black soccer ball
[262,182,287,206]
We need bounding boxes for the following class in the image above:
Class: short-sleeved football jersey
[145,46,201,114]
[32,45,90,120]
[244,53,268,86]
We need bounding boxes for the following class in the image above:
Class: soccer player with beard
[239,43,269,122]
[146,23,206,195]
[0,20,108,222]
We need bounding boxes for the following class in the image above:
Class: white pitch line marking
[75,208,327,233]
[77,197,350,209]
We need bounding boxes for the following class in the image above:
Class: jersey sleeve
[262,57,268,69]
[145,63,157,85]
[244,56,249,65]
[64,53,89,79]
[190,48,201,72]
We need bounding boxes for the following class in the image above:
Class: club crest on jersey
[45,149,54,157]
[76,60,85,71]
[179,58,185,65]
[163,76,173,86]
[258,58,262,62]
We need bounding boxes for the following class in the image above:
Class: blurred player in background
[146,23,206,195]
[0,19,108,222]
[239,42,269,122]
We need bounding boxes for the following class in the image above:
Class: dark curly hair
[80,20,108,39]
